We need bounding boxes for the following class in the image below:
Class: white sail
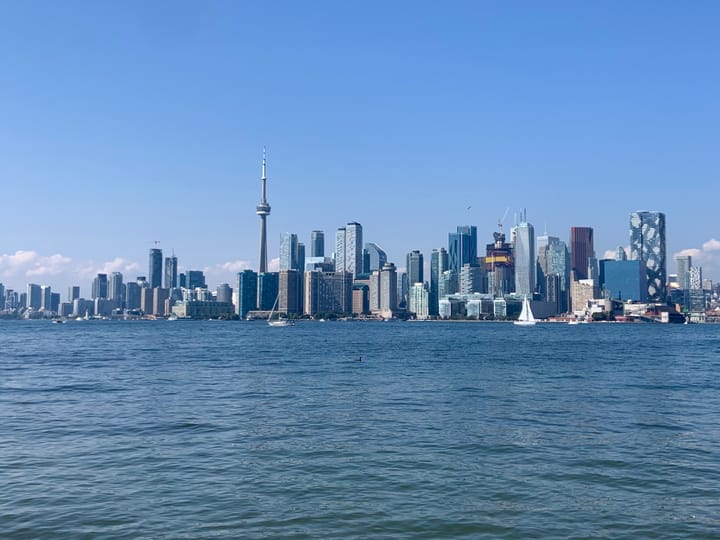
[514,297,536,326]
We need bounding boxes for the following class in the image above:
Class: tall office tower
[570,227,594,281]
[297,244,305,275]
[108,272,124,308]
[257,272,279,311]
[406,250,424,287]
[676,255,692,290]
[398,272,408,307]
[186,270,206,290]
[311,230,325,257]
[629,211,667,302]
[430,248,448,316]
[68,286,80,303]
[279,233,299,271]
[380,262,398,317]
[40,285,52,311]
[278,270,302,314]
[164,255,178,289]
[512,212,535,297]
[125,282,141,310]
[148,248,163,289]
[216,283,233,304]
[448,225,478,275]
[92,274,108,299]
[335,222,363,277]
[236,269,258,318]
[409,282,429,319]
[256,148,271,273]
[485,231,514,297]
[26,283,41,310]
[363,242,387,273]
[303,271,353,316]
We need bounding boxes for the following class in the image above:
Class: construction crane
[497,207,510,232]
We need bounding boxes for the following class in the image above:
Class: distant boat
[514,297,536,326]
[267,295,293,327]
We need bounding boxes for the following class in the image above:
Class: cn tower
[256,148,271,273]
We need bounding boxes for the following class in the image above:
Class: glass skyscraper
[570,227,594,281]
[148,248,163,289]
[310,230,324,258]
[629,211,667,302]
[512,213,535,297]
[448,225,477,275]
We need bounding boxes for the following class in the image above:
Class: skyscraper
[256,148,271,273]
[165,254,178,289]
[279,233,299,271]
[570,227,594,281]
[429,247,448,316]
[512,212,535,297]
[676,255,691,290]
[363,242,387,273]
[40,285,52,311]
[92,274,108,299]
[448,225,477,275]
[311,230,324,258]
[335,222,363,278]
[109,272,124,307]
[236,269,258,318]
[149,248,163,289]
[406,250,424,287]
[629,211,667,302]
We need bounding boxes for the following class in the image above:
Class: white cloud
[202,260,254,288]
[702,239,720,252]
[268,257,280,272]
[0,250,74,280]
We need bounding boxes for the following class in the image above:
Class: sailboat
[267,295,293,327]
[514,296,536,326]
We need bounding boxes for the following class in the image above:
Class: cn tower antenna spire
[256,146,271,273]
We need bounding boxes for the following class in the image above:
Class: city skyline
[2,2,720,291]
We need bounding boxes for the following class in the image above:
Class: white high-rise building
[513,210,535,297]
[335,222,363,278]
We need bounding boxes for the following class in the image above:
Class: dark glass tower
[149,248,163,289]
[164,255,178,289]
[310,230,324,258]
[629,211,666,301]
[570,227,594,281]
[430,247,448,316]
[448,225,477,275]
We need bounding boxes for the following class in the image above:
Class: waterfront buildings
[304,271,353,316]
[629,211,667,302]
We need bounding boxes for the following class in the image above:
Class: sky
[1,1,719,295]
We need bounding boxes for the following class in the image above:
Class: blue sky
[1,1,719,294]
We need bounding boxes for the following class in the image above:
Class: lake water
[2,320,719,538]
